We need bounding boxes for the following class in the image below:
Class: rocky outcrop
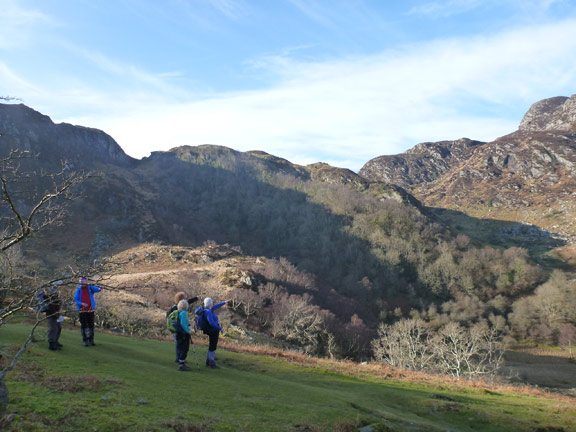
[0,103,134,167]
[359,138,484,187]
[162,145,307,179]
[412,108,576,241]
[358,95,576,242]
[519,95,576,133]
[306,162,369,189]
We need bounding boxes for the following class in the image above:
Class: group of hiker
[166,292,229,371]
[38,278,229,372]
[37,277,101,350]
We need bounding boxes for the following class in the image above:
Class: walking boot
[48,342,58,351]
[81,329,89,346]
[86,328,96,346]
[178,362,191,372]
[207,351,220,369]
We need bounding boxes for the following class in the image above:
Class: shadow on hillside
[428,207,567,266]
[60,153,401,323]
[502,350,576,390]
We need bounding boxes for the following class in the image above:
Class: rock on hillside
[359,94,576,242]
[0,103,134,167]
[306,162,370,189]
[519,95,576,133]
[165,145,307,179]
[418,96,576,241]
[359,138,485,187]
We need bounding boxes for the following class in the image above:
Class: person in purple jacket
[197,297,229,369]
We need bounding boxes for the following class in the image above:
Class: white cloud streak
[2,14,576,172]
[0,0,56,49]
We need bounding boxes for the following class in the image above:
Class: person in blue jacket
[198,297,229,369]
[176,299,192,371]
[73,277,102,347]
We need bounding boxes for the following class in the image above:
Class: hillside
[359,95,576,251]
[2,324,575,432]
[2,100,575,359]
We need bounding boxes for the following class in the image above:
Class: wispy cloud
[55,18,575,171]
[409,0,569,17]
[407,0,485,17]
[287,0,338,28]
[0,0,56,49]
[207,0,248,19]
[3,5,576,172]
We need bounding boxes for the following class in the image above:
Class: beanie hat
[204,297,213,308]
[79,277,87,283]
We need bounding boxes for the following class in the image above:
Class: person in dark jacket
[175,300,192,371]
[40,281,64,351]
[73,277,102,347]
[167,292,199,362]
[197,297,229,369]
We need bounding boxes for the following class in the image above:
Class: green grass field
[1,324,575,432]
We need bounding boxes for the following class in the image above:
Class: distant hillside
[359,95,576,247]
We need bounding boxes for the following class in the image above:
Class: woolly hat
[204,297,213,308]
[79,277,88,283]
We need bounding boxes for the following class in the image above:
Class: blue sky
[1,0,576,171]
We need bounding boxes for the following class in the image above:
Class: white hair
[177,300,189,311]
[204,297,213,308]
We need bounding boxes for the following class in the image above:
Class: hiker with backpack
[73,277,102,347]
[167,292,199,363]
[195,297,230,369]
[171,299,193,371]
[37,280,64,351]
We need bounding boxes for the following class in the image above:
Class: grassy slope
[1,325,575,432]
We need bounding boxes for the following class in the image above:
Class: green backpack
[166,309,181,334]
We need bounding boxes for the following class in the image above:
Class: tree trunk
[0,379,8,415]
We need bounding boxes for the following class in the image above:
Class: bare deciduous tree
[372,318,504,380]
[0,150,89,414]
[372,318,435,370]
[270,293,330,354]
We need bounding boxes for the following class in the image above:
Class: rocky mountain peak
[0,103,133,167]
[519,95,576,133]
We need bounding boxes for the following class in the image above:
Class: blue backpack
[194,307,210,332]
[36,289,48,312]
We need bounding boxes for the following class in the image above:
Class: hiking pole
[190,337,200,370]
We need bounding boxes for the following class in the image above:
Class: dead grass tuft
[41,375,123,393]
[159,419,210,432]
[12,358,122,393]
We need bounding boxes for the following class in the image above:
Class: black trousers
[176,332,190,362]
[47,316,61,343]
[206,329,220,352]
[79,311,95,341]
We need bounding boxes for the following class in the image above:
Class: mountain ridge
[359,94,576,245]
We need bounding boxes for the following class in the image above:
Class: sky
[1,0,576,172]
